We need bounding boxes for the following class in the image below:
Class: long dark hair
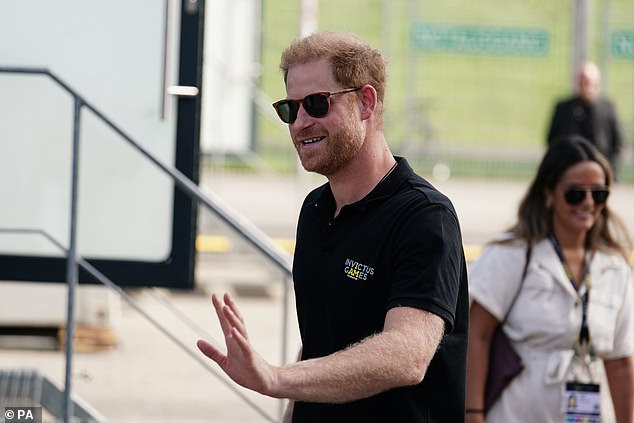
[508,136,631,258]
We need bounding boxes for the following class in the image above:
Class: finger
[197,339,226,364]
[223,303,248,339]
[229,326,252,355]
[224,292,245,324]
[221,293,248,338]
[212,293,232,335]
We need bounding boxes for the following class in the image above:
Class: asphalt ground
[2,170,634,422]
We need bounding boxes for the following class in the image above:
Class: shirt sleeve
[468,241,529,322]
[604,262,634,359]
[386,202,465,332]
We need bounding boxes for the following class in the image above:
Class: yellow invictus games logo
[344,258,375,281]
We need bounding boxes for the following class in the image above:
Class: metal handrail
[0,66,292,423]
[0,66,293,276]
[0,228,278,423]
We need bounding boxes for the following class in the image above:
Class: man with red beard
[197,31,468,423]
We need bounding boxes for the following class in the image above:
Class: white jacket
[469,237,634,423]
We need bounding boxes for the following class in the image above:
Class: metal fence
[251,0,634,181]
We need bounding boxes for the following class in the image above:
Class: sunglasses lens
[273,101,294,124]
[273,89,350,123]
[564,189,585,205]
[564,188,610,205]
[592,190,609,204]
[303,93,330,118]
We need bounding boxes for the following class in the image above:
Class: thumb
[197,339,225,363]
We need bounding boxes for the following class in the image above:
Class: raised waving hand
[196,293,279,396]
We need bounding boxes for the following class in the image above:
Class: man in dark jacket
[547,61,623,177]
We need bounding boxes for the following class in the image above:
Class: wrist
[465,408,484,414]
[264,365,285,398]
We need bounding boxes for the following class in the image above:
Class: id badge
[563,381,600,422]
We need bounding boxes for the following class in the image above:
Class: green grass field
[250,0,634,181]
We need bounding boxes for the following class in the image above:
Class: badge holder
[563,343,600,423]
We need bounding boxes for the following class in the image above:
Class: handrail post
[278,276,292,420]
[63,96,82,423]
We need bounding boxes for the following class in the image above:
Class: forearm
[465,335,490,422]
[273,331,426,402]
[465,301,498,422]
[605,357,634,423]
[270,309,444,403]
[281,347,302,423]
[273,333,430,402]
[198,295,444,406]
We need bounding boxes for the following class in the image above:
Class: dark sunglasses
[563,186,610,205]
[272,87,361,124]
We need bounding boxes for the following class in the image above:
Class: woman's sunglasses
[564,186,610,205]
[272,87,361,124]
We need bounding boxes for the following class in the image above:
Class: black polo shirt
[291,157,468,423]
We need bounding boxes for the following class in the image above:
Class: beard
[295,117,365,177]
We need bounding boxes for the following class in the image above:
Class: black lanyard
[548,234,591,348]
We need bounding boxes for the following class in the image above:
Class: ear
[359,85,377,120]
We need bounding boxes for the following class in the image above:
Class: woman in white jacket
[466,136,633,422]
